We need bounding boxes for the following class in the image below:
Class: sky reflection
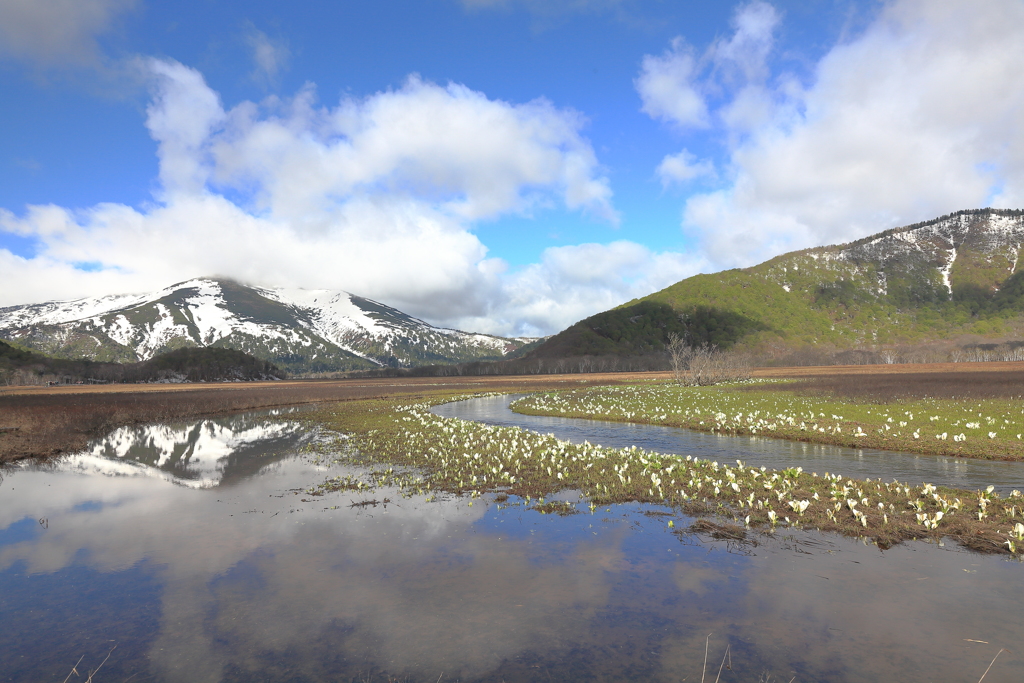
[1,412,1022,682]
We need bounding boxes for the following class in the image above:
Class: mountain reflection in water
[1,409,1022,682]
[57,409,309,488]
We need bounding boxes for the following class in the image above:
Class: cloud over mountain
[0,58,693,336]
[15,1,1020,338]
[640,0,1024,268]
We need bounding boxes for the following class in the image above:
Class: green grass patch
[512,382,1024,462]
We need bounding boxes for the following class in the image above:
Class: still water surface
[1,404,1022,682]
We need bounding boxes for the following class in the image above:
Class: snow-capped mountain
[0,278,529,373]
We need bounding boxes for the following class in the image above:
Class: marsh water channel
[435,395,1024,494]
[1,399,1022,682]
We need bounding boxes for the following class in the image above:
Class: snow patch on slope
[939,247,957,295]
[268,288,396,338]
[179,280,237,345]
[106,314,135,348]
[0,292,149,328]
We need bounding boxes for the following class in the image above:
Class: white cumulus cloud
[146,59,226,198]
[461,241,705,337]
[635,38,708,130]
[657,149,715,186]
[0,58,687,336]
[707,0,779,86]
[641,0,1024,267]
[203,72,618,226]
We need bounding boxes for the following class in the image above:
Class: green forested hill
[525,301,766,358]
[529,208,1024,358]
[1,340,284,384]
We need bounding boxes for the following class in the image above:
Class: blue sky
[2,0,1023,336]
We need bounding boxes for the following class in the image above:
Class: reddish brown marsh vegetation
[0,374,629,463]
[751,362,1024,400]
[4,361,1021,462]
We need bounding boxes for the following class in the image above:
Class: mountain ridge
[527,208,1024,359]
[0,278,531,373]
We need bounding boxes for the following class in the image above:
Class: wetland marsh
[4,371,1024,681]
[439,394,1024,494]
[512,381,1024,462]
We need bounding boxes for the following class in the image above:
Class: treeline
[0,342,285,385]
[346,352,673,379]
[524,301,767,359]
[127,348,285,382]
[759,341,1024,367]
[341,338,1024,380]
[337,302,765,379]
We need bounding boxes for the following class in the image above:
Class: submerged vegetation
[310,391,1024,556]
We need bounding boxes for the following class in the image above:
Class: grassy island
[310,389,1024,557]
[512,381,1024,462]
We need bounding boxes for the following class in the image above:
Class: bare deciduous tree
[879,349,900,364]
[668,335,751,386]
[667,333,692,384]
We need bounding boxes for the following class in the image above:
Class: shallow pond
[434,394,1024,493]
[1,406,1022,682]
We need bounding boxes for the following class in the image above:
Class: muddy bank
[0,374,628,462]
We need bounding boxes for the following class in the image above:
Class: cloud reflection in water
[1,411,1023,682]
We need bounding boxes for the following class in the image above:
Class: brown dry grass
[5,361,1021,463]
[0,374,637,463]
[749,360,1024,378]
[746,361,1024,400]
[778,370,1024,401]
